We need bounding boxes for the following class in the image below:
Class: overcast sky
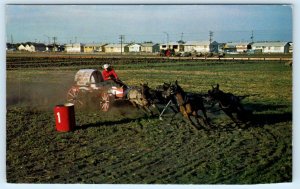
[5,4,293,44]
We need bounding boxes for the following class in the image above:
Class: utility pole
[11,34,14,44]
[180,32,184,41]
[52,37,57,52]
[209,31,213,52]
[44,35,50,44]
[163,32,169,48]
[119,35,125,55]
[250,30,254,43]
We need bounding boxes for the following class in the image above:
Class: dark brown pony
[165,81,209,130]
[207,84,248,123]
[141,82,179,118]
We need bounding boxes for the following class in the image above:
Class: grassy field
[6,60,292,184]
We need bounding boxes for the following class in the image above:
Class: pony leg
[188,115,202,130]
[223,109,239,123]
[191,111,207,130]
[130,101,138,108]
[144,106,155,116]
[200,107,210,126]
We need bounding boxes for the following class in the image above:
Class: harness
[174,93,188,106]
[219,95,238,109]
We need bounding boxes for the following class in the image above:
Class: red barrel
[54,103,76,132]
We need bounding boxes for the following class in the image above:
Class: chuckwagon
[66,69,126,111]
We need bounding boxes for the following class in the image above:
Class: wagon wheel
[99,92,111,112]
[67,87,84,107]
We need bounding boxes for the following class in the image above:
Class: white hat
[103,64,110,69]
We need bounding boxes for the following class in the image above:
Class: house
[17,44,26,51]
[46,44,60,52]
[223,42,251,53]
[83,43,107,53]
[65,43,84,53]
[218,43,226,53]
[128,43,141,52]
[251,42,290,53]
[140,43,160,53]
[160,41,184,53]
[183,41,219,53]
[288,42,293,53]
[34,43,47,52]
[6,43,16,51]
[103,43,129,53]
[16,43,35,52]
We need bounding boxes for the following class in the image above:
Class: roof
[140,43,157,47]
[65,43,84,47]
[160,41,183,46]
[84,43,107,47]
[252,42,289,47]
[128,43,141,47]
[184,41,218,46]
[225,42,251,46]
[105,43,129,48]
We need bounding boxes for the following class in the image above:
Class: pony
[126,84,154,115]
[163,80,209,130]
[142,82,179,117]
[207,84,248,123]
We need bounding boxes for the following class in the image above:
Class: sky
[5,4,293,44]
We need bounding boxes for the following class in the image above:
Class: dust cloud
[6,70,145,115]
[6,71,75,111]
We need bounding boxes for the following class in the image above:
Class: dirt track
[6,59,292,183]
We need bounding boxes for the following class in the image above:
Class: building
[46,44,60,52]
[34,43,47,52]
[128,43,141,52]
[16,44,26,51]
[183,41,219,53]
[16,43,35,52]
[288,42,293,53]
[83,43,107,53]
[65,43,84,53]
[6,43,16,51]
[223,42,251,53]
[160,41,184,53]
[103,43,129,53]
[140,43,160,53]
[218,43,226,53]
[251,42,290,53]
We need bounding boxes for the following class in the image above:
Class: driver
[102,63,119,81]
[101,64,127,88]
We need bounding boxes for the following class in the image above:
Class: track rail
[6,56,292,70]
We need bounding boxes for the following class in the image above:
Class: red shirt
[102,69,119,81]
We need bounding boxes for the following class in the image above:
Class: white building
[183,41,219,53]
[160,42,184,53]
[140,43,160,53]
[224,42,251,53]
[251,42,290,53]
[104,43,129,53]
[17,43,35,52]
[65,43,84,53]
[128,43,141,52]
